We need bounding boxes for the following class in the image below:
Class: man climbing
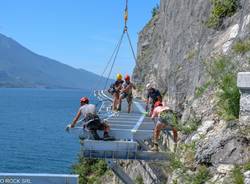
[67,97,113,140]
[150,101,178,152]
[118,74,136,113]
[145,83,162,116]
[109,73,124,111]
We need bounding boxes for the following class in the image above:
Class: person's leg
[154,123,166,141]
[103,122,110,133]
[101,121,115,141]
[87,118,101,140]
[128,102,131,113]
[118,93,124,111]
[90,130,101,140]
[172,127,178,143]
[151,123,160,151]
[112,94,117,111]
[113,93,119,111]
[118,96,122,111]
[127,96,132,113]
[151,122,165,151]
[115,93,120,110]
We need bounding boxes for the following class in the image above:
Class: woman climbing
[151,101,178,152]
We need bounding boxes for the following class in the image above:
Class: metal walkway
[95,90,154,141]
[69,90,172,184]
[70,90,170,161]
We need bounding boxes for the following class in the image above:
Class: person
[67,97,113,140]
[150,101,178,152]
[110,73,124,111]
[118,74,136,113]
[145,83,162,116]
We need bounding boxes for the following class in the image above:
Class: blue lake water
[0,88,97,174]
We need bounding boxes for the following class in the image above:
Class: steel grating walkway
[70,90,170,161]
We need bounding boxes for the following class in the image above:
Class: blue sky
[0,0,159,78]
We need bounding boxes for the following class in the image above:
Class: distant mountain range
[0,33,111,89]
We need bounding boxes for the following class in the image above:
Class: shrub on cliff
[232,167,244,184]
[206,0,239,28]
[233,39,250,54]
[206,56,240,120]
[72,155,108,184]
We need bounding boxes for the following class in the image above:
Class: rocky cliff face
[133,0,250,112]
[128,0,250,183]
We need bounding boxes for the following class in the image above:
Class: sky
[0,0,159,78]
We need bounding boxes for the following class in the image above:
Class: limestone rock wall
[102,0,250,183]
[128,0,250,183]
[133,0,250,112]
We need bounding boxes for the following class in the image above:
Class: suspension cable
[104,31,125,89]
[103,0,138,90]
[90,0,137,96]
[123,0,137,63]
[88,30,127,98]
[125,30,137,63]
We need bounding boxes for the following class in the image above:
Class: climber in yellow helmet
[108,73,124,111]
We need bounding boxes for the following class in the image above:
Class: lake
[0,88,97,174]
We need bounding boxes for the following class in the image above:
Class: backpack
[159,109,177,127]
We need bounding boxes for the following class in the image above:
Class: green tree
[152,4,160,17]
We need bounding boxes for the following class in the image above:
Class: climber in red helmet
[150,101,178,152]
[67,97,113,140]
[118,74,136,113]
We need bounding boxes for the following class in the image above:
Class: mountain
[0,33,110,89]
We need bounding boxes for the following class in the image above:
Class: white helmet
[146,83,152,90]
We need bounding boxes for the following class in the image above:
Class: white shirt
[78,104,96,117]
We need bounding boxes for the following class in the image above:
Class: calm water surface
[0,88,96,174]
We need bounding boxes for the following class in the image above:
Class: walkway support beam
[106,160,134,184]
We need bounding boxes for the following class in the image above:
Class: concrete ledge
[237,72,250,90]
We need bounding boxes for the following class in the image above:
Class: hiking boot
[150,144,159,152]
[103,134,115,141]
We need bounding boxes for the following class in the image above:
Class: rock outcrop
[102,0,250,183]
[133,0,250,112]
[130,0,250,183]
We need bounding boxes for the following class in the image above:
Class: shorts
[157,118,173,128]
[158,110,174,127]
[85,114,105,131]
[121,92,133,104]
